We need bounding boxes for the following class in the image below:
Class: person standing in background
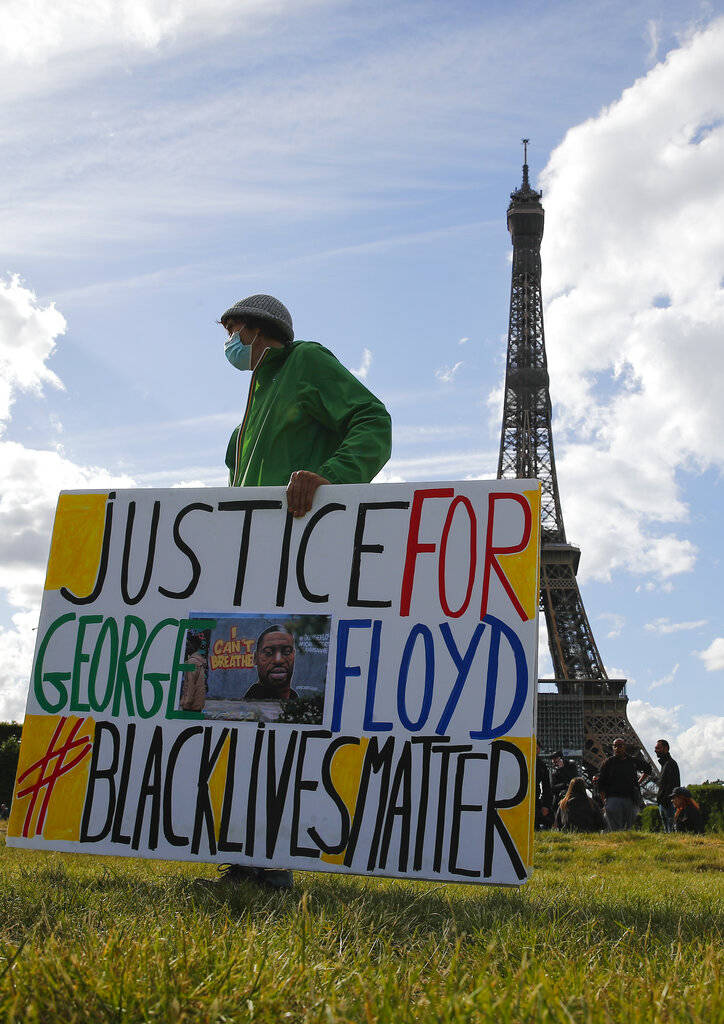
[597,738,639,831]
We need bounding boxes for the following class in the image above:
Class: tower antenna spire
[521,138,530,189]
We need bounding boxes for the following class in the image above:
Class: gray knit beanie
[220,294,294,345]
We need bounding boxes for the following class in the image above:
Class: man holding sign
[220,294,392,516]
[219,294,392,886]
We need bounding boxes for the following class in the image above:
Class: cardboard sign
[8,480,540,885]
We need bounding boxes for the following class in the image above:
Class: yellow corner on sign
[209,732,233,843]
[495,486,541,622]
[321,737,370,865]
[8,714,96,842]
[44,492,109,596]
[495,734,536,872]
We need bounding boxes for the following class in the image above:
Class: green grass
[0,829,722,1023]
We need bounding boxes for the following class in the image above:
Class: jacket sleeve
[597,759,611,796]
[297,345,392,484]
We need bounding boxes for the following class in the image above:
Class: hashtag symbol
[16,716,94,838]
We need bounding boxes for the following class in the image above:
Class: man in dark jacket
[597,738,640,831]
[641,739,680,833]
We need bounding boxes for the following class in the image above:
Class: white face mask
[224,331,253,371]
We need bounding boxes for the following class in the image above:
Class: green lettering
[112,616,147,717]
[166,618,216,720]
[70,615,103,712]
[135,619,177,719]
[33,612,76,713]
[88,617,120,713]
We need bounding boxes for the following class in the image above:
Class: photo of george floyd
[179,613,331,724]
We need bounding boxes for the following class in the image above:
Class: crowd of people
[535,738,705,834]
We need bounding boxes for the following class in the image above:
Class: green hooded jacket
[225,341,392,487]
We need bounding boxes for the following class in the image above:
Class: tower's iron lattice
[498,143,656,779]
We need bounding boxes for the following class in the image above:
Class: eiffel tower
[498,141,656,781]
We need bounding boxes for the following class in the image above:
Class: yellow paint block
[496,734,536,872]
[209,732,233,843]
[44,492,108,597]
[321,737,369,865]
[496,486,541,621]
[8,714,95,842]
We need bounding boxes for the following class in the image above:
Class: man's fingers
[286,471,313,517]
[286,473,301,515]
[286,471,329,517]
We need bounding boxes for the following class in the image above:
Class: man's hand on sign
[286,470,330,517]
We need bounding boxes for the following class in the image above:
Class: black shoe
[216,863,261,883]
[257,869,294,891]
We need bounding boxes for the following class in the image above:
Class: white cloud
[649,662,679,691]
[0,275,135,720]
[645,19,661,64]
[0,0,321,66]
[645,617,709,634]
[350,347,372,381]
[0,275,65,429]
[458,336,469,346]
[628,699,724,782]
[599,612,625,638]
[674,715,724,783]
[697,637,724,671]
[539,17,724,583]
[435,361,463,384]
[0,610,38,723]
[393,424,474,443]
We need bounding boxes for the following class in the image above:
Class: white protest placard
[8,480,540,885]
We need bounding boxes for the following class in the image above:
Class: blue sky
[1,0,722,780]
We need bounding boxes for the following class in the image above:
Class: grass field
[0,828,721,1023]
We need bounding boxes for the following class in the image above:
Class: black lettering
[348,501,410,607]
[218,500,283,605]
[162,726,203,847]
[245,723,265,857]
[448,752,486,877]
[290,730,328,859]
[191,727,230,856]
[218,730,244,854]
[265,729,299,858]
[131,726,164,850]
[80,722,120,842]
[159,503,213,600]
[411,735,448,870]
[343,736,395,868]
[378,740,413,872]
[296,503,346,603]
[121,500,161,605]
[111,723,137,844]
[483,739,528,880]
[308,736,359,855]
[275,511,294,606]
[432,744,471,873]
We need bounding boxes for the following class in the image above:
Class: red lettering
[438,495,477,618]
[480,492,532,621]
[399,488,454,616]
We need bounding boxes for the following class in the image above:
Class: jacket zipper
[232,348,270,486]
